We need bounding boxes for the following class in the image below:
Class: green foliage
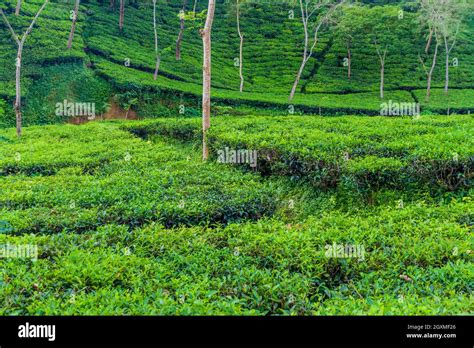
[23,63,111,125]
[0,0,472,316]
[0,0,472,119]
[0,198,472,315]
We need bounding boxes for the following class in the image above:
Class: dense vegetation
[0,0,473,124]
[0,120,472,315]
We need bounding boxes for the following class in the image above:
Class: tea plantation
[0,0,472,315]
[0,0,473,123]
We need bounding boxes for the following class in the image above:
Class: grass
[0,116,472,315]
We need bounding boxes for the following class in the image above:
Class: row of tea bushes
[124,115,474,192]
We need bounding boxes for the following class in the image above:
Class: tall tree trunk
[380,64,384,99]
[119,0,124,31]
[176,0,187,60]
[153,0,160,80]
[425,27,433,53]
[15,0,21,16]
[200,0,215,161]
[444,38,449,95]
[426,40,439,99]
[237,0,244,92]
[154,57,161,80]
[290,57,307,101]
[67,0,80,49]
[441,25,458,96]
[375,44,387,99]
[1,0,49,137]
[15,45,23,137]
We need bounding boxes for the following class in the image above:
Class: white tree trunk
[289,0,308,101]
[1,0,49,137]
[375,44,387,99]
[67,0,80,49]
[347,44,351,80]
[290,57,307,101]
[444,42,449,95]
[237,0,244,92]
[380,64,384,99]
[119,0,124,31]
[154,57,161,80]
[153,0,160,80]
[201,0,215,161]
[425,27,433,53]
[176,0,187,60]
[15,45,23,137]
[15,0,22,16]
[426,41,439,99]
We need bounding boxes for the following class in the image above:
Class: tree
[119,0,125,31]
[67,0,81,49]
[200,0,215,161]
[236,0,244,92]
[15,0,22,16]
[152,0,160,80]
[0,0,49,137]
[419,0,465,96]
[289,0,345,101]
[176,0,188,60]
[373,38,388,99]
[441,20,459,95]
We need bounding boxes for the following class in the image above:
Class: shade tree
[200,0,215,161]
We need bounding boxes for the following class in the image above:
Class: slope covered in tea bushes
[0,117,472,315]
[124,114,474,193]
[0,0,473,125]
